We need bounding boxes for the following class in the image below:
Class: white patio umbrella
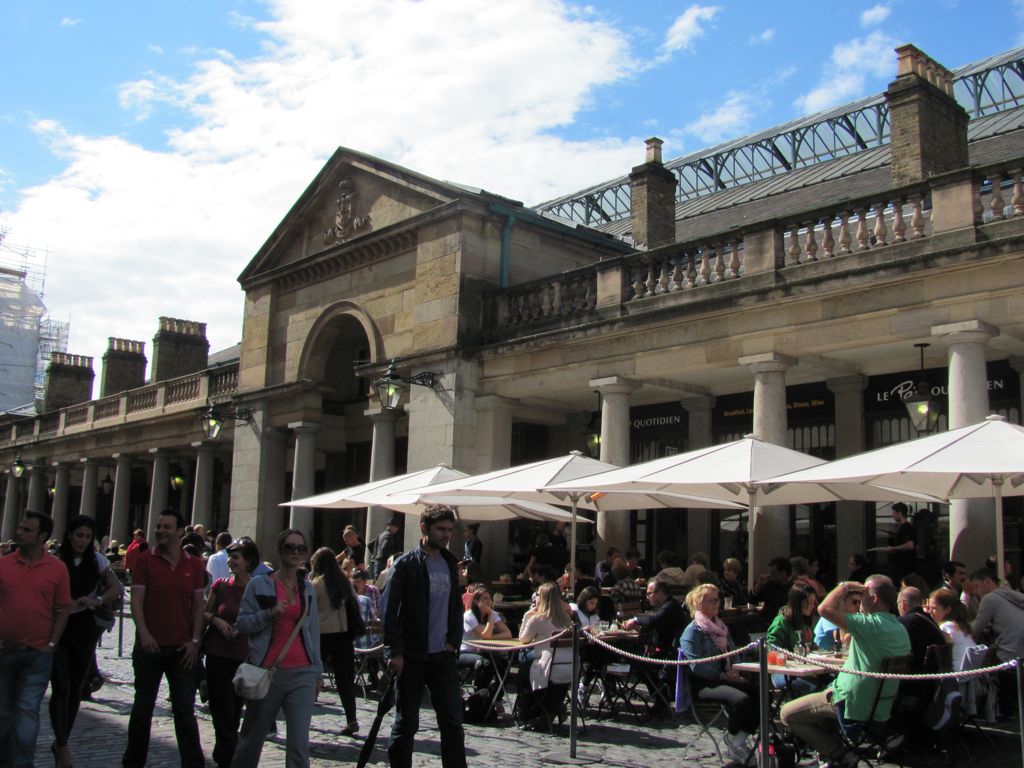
[762,414,1024,581]
[545,435,934,579]
[282,464,583,523]
[405,451,742,587]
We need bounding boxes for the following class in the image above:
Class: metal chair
[677,664,729,765]
[835,654,910,768]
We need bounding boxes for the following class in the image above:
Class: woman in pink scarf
[680,584,759,765]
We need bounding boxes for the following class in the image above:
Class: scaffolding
[0,227,67,414]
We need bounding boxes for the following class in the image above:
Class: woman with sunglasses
[202,537,259,768]
[232,529,322,768]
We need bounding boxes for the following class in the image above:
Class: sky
[1,0,1023,394]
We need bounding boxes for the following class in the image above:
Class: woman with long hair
[767,584,821,695]
[517,582,571,690]
[927,587,975,671]
[232,529,321,768]
[459,587,512,689]
[203,537,259,768]
[681,583,759,765]
[48,514,122,768]
[310,546,360,736]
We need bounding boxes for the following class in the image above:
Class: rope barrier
[354,644,384,654]
[583,633,758,666]
[773,645,1018,681]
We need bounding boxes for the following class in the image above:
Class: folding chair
[513,636,580,733]
[677,664,729,765]
[835,654,910,768]
[354,619,384,698]
[957,645,998,755]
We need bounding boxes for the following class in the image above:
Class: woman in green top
[767,584,821,695]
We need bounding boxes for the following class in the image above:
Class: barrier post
[758,638,770,768]
[117,592,125,657]
[570,621,579,758]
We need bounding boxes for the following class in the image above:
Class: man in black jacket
[382,506,466,768]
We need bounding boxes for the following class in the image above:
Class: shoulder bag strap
[269,585,309,670]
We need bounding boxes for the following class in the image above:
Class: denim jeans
[122,645,204,768]
[0,647,54,768]
[388,652,466,768]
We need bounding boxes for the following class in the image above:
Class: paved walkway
[31,618,1024,767]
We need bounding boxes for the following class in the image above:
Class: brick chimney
[629,137,677,249]
[100,338,147,396]
[885,44,969,186]
[151,317,209,383]
[43,353,94,411]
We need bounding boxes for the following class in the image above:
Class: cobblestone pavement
[32,618,1024,768]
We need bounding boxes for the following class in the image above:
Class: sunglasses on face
[280,543,308,554]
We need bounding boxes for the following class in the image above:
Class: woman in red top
[202,537,258,768]
[232,529,321,768]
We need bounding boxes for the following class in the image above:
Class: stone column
[191,443,216,530]
[80,459,98,519]
[109,455,133,546]
[364,408,400,549]
[1010,356,1024,419]
[288,422,320,545]
[27,462,47,514]
[933,320,998,567]
[739,352,796,580]
[147,449,170,539]
[1,471,21,542]
[682,395,716,555]
[474,396,517,577]
[828,375,868,574]
[590,376,637,553]
[51,463,71,541]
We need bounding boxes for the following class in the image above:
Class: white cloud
[148,44,164,55]
[749,28,775,45]
[59,17,82,27]
[662,5,720,54]
[8,0,645,368]
[684,91,755,145]
[860,4,891,26]
[794,31,898,114]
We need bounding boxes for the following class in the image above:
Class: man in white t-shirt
[205,532,232,581]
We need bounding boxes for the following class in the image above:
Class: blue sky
[1,0,1023,380]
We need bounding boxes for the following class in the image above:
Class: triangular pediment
[239,147,498,286]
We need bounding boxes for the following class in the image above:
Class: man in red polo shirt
[123,509,206,768]
[124,528,148,573]
[0,511,71,768]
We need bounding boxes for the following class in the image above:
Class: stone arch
[298,300,385,386]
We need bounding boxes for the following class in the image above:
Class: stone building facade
[3,44,1024,582]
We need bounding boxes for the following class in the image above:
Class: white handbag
[232,593,309,700]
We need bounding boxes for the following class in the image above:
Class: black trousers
[205,653,244,768]
[122,645,204,768]
[49,613,97,747]
[320,632,357,723]
[389,652,466,768]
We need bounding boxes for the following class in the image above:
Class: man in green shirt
[780,575,910,766]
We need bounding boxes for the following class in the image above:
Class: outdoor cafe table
[494,600,532,633]
[732,652,845,678]
[466,637,524,720]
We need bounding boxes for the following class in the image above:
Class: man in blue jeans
[0,511,71,768]
[383,506,466,768]
[122,509,206,768]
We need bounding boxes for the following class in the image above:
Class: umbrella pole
[569,495,578,595]
[995,478,1006,584]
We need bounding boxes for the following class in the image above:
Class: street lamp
[100,469,114,495]
[373,360,437,411]
[11,455,25,479]
[198,404,253,440]
[584,392,602,458]
[903,343,941,434]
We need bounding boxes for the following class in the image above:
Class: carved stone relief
[322,178,373,244]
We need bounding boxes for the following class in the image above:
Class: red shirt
[205,577,249,661]
[124,539,146,572]
[263,579,311,669]
[0,551,71,649]
[132,548,206,646]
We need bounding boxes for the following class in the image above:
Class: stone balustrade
[628,239,743,300]
[779,189,931,267]
[0,362,240,447]
[975,165,1024,223]
[493,269,596,329]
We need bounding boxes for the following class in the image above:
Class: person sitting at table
[459,587,512,689]
[780,576,910,768]
[719,557,747,607]
[812,588,862,651]
[749,556,793,631]
[847,553,872,585]
[625,549,645,582]
[518,582,572,692]
[926,588,974,672]
[560,562,599,600]
[610,560,644,610]
[681,552,712,588]
[681,583,759,764]
[767,584,821,696]
[595,547,622,588]
[651,550,687,587]
[570,586,611,697]
[791,556,826,600]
